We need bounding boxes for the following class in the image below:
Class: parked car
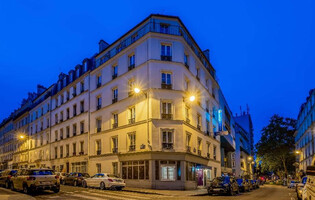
[253,180,260,189]
[207,176,239,196]
[82,173,125,190]
[55,172,68,184]
[63,172,90,186]
[236,178,250,192]
[302,166,315,200]
[296,176,307,200]
[0,169,17,188]
[245,179,254,190]
[10,168,60,194]
[288,180,299,188]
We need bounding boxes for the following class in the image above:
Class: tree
[255,114,296,178]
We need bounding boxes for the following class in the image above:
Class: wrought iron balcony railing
[162,143,173,150]
[161,113,172,120]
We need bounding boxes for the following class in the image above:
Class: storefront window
[186,162,196,181]
[121,160,149,180]
[161,165,175,181]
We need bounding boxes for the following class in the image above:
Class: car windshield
[30,170,54,175]
[10,170,17,175]
[214,177,230,183]
[302,177,307,184]
[236,179,243,185]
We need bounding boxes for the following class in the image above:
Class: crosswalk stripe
[81,190,138,200]
[72,193,107,200]
[94,190,151,199]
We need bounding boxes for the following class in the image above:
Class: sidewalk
[124,187,208,196]
[0,187,35,200]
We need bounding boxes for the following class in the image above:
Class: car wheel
[10,183,15,191]
[73,181,77,187]
[82,181,87,188]
[53,188,60,193]
[116,187,122,191]
[100,182,105,190]
[23,184,29,194]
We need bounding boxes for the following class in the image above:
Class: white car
[302,166,315,200]
[82,173,125,190]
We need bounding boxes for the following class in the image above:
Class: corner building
[0,14,240,190]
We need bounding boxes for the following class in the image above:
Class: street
[0,184,297,200]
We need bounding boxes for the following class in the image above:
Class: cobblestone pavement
[0,184,296,200]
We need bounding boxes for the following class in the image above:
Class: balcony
[128,64,135,71]
[112,123,118,129]
[112,98,118,104]
[129,118,135,124]
[73,132,77,136]
[186,146,191,153]
[207,153,210,159]
[96,105,101,110]
[161,113,172,120]
[66,97,69,101]
[162,143,173,150]
[97,82,101,88]
[161,55,172,61]
[161,83,172,89]
[129,145,136,152]
[198,150,201,156]
[80,130,84,134]
[79,151,84,155]
[97,127,101,133]
[112,147,118,154]
[96,150,101,155]
[73,92,77,97]
[112,74,117,80]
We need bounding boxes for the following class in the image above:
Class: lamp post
[17,133,30,168]
[295,150,301,180]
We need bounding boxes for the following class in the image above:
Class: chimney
[99,40,109,52]
[37,84,46,95]
[203,49,210,61]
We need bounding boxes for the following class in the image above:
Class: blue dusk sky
[0,0,314,144]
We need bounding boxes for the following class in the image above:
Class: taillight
[7,175,12,179]
[27,177,36,181]
[108,179,113,182]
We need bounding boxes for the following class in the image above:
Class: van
[302,166,315,200]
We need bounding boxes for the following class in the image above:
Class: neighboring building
[295,89,315,172]
[0,14,240,190]
[234,107,254,178]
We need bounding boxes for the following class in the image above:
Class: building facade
[295,89,315,172]
[0,14,242,190]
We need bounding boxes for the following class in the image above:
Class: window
[128,132,136,151]
[160,24,169,34]
[184,54,189,67]
[66,91,70,101]
[128,79,135,96]
[73,124,77,136]
[96,96,102,110]
[73,143,76,156]
[66,108,70,119]
[60,111,63,122]
[197,138,202,156]
[197,114,202,130]
[196,68,200,80]
[66,145,69,157]
[207,143,210,158]
[60,128,63,140]
[161,102,172,119]
[186,162,196,181]
[80,141,84,154]
[186,133,191,152]
[54,147,58,159]
[73,104,77,116]
[122,160,149,180]
[60,146,63,158]
[80,81,84,93]
[55,131,58,142]
[40,135,43,146]
[206,120,210,135]
[184,79,189,91]
[131,33,139,43]
[97,74,102,88]
[162,130,173,150]
[129,107,135,124]
[213,146,217,160]
[96,118,102,133]
[60,95,64,104]
[73,86,77,97]
[96,140,101,155]
[214,167,217,177]
[161,44,172,61]
[112,137,118,153]
[46,133,49,144]
[112,113,118,128]
[161,72,172,89]
[80,121,84,134]
[161,165,175,181]
[185,106,190,123]
[80,101,84,113]
[55,114,58,125]
[112,88,118,103]
[112,65,118,79]
[128,54,135,70]
[112,162,118,176]
[55,98,58,108]
[66,126,70,138]
[46,118,49,128]
[96,163,101,173]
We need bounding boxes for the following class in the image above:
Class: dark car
[0,169,17,188]
[246,179,254,190]
[63,172,90,186]
[253,180,260,189]
[236,178,250,192]
[207,176,239,196]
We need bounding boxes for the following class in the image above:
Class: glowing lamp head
[248,156,253,161]
[295,150,301,154]
[19,135,25,139]
[189,96,195,102]
[134,88,140,94]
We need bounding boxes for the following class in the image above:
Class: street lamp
[295,150,301,154]
[248,156,253,161]
[189,95,195,102]
[134,87,141,94]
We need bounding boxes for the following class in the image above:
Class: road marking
[72,193,107,200]
[81,191,138,200]
[97,191,152,199]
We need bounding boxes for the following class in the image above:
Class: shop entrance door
[197,169,203,186]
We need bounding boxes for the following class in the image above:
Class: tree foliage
[255,114,296,178]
